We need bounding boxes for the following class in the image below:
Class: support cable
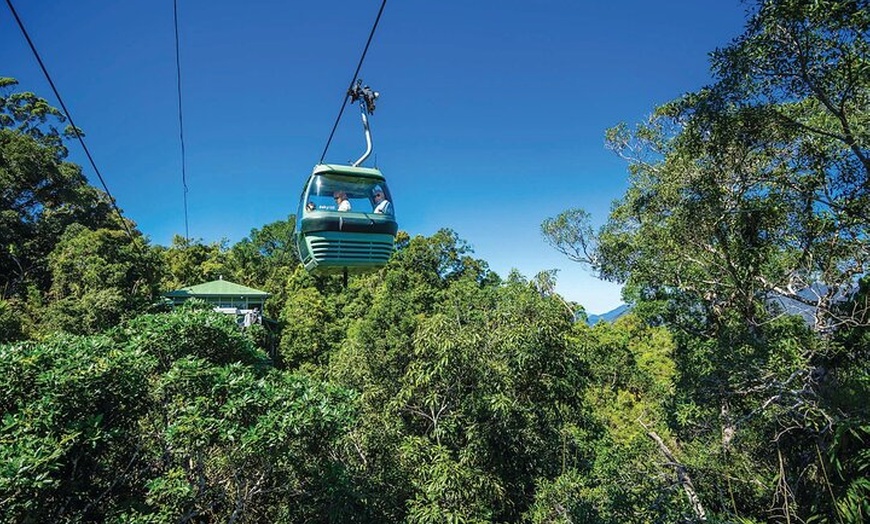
[5,0,135,239]
[318,0,387,164]
[173,0,190,241]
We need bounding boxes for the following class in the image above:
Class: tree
[117,307,358,522]
[0,334,155,522]
[599,0,869,332]
[329,242,590,521]
[1,79,135,339]
[0,299,23,343]
[542,1,870,521]
[0,77,77,156]
[525,316,698,523]
[129,360,357,523]
[224,215,301,321]
[158,235,230,291]
[541,208,598,268]
[227,215,299,286]
[277,280,332,370]
[39,224,163,335]
[1,306,359,523]
[392,277,586,522]
[159,216,300,297]
[0,126,117,299]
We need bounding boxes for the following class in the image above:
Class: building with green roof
[165,277,271,327]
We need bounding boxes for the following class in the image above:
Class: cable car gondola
[295,82,398,275]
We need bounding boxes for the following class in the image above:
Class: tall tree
[327,231,590,522]
[0,123,117,298]
[1,79,139,339]
[1,306,359,523]
[0,77,77,156]
[543,1,869,521]
[39,224,163,335]
[545,0,870,332]
[158,235,230,291]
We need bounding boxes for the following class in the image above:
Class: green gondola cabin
[295,163,397,275]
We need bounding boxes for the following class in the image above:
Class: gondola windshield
[304,173,394,215]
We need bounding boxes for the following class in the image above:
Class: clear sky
[1,0,749,314]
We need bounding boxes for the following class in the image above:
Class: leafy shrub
[119,307,264,370]
[0,334,155,522]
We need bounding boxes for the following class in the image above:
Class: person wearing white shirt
[333,191,351,211]
[372,188,392,214]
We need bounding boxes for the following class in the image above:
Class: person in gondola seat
[333,191,351,211]
[372,187,391,215]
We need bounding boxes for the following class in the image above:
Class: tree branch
[638,420,707,521]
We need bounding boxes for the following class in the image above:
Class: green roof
[165,279,270,298]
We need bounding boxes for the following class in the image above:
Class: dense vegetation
[2,1,868,522]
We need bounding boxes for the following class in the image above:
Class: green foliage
[401,437,504,524]
[1,303,359,523]
[227,215,299,288]
[158,215,300,303]
[828,421,870,523]
[1,79,146,341]
[36,225,163,335]
[39,288,128,336]
[132,360,357,523]
[329,258,589,522]
[547,0,869,334]
[564,317,698,522]
[541,208,598,268]
[118,305,265,371]
[601,0,869,333]
[0,128,117,299]
[0,334,155,522]
[525,469,598,523]
[278,283,331,369]
[0,299,23,343]
[158,235,230,291]
[543,3,870,521]
[0,77,74,156]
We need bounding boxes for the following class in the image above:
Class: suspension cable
[5,0,135,239]
[173,0,190,241]
[318,0,387,164]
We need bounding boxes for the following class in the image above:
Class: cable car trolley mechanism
[296,81,398,275]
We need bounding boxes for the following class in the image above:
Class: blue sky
[1,0,749,314]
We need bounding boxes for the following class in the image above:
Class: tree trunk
[645,428,707,521]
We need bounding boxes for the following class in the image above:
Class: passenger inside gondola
[333,191,351,211]
[372,186,392,214]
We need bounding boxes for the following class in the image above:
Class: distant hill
[584,304,631,325]
[580,285,853,328]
